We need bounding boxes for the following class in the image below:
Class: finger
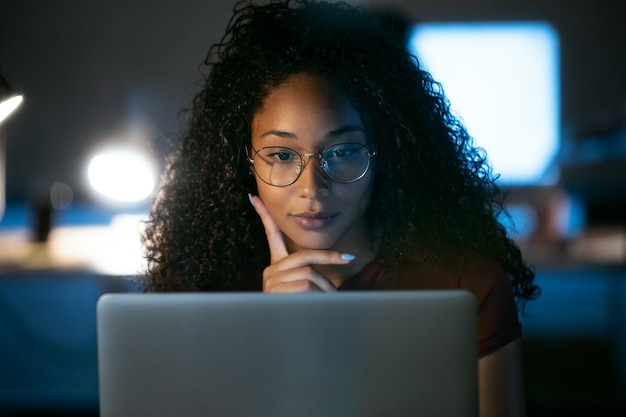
[248,194,289,262]
[263,268,338,293]
[264,279,328,293]
[263,252,351,293]
[265,249,355,274]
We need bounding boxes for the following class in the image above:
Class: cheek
[255,180,287,216]
[357,174,375,212]
[255,179,272,203]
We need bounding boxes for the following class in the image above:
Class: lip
[290,212,339,230]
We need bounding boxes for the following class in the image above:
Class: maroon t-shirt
[338,257,522,358]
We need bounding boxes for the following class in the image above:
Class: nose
[296,154,330,198]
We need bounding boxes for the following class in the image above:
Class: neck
[286,219,379,288]
[315,250,377,288]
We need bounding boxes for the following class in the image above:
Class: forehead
[251,73,365,146]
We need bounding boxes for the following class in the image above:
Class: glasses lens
[253,147,301,186]
[321,143,370,182]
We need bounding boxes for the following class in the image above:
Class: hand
[249,194,354,293]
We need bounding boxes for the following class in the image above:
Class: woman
[143,1,539,415]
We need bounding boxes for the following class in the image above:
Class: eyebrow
[260,129,297,139]
[328,125,365,137]
[259,125,365,139]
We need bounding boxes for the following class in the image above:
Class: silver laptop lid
[97,291,477,417]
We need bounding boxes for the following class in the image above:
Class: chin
[286,233,339,252]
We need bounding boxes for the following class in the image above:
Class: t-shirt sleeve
[459,258,522,358]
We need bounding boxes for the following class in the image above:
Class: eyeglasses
[248,142,376,187]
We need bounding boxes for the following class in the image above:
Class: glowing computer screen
[409,21,560,185]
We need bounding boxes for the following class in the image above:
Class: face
[251,73,374,253]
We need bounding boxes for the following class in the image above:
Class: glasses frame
[248,142,377,187]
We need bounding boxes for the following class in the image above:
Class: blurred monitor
[409,21,560,186]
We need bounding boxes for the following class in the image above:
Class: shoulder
[385,254,508,293]
[457,256,516,311]
[387,254,518,310]
[385,255,522,357]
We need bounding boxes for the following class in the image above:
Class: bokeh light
[87,148,156,203]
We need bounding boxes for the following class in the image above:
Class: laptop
[97,291,478,417]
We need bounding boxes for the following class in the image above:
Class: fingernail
[248,193,255,207]
[341,253,356,261]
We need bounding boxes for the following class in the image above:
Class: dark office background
[1,0,625,416]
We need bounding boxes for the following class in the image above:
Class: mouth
[290,212,339,230]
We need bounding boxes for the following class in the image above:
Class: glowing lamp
[0,74,23,124]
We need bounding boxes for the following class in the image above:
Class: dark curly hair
[142,0,539,309]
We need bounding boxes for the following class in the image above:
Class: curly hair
[142,0,539,309]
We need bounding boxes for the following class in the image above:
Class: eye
[262,148,298,163]
[324,144,363,160]
[272,152,293,161]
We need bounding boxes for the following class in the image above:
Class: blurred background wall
[0,0,625,416]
